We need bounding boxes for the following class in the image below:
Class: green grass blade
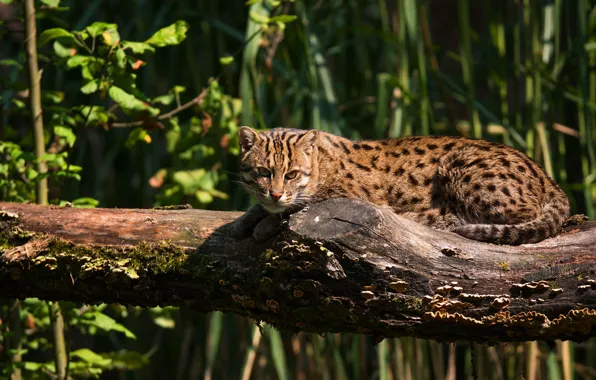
[374,73,391,138]
[264,325,288,380]
[204,312,224,380]
[239,1,268,128]
[377,339,389,380]
[456,0,482,139]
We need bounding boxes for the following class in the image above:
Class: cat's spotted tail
[454,190,570,245]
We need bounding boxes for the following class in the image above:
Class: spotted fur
[238,127,570,245]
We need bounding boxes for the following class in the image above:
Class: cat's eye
[257,167,271,177]
[285,170,299,180]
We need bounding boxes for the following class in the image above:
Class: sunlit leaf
[52,41,75,58]
[53,126,76,147]
[77,105,110,125]
[145,20,189,47]
[85,22,118,38]
[152,93,175,105]
[121,41,155,54]
[80,311,136,339]
[103,350,149,370]
[0,59,22,69]
[38,28,74,47]
[60,197,99,208]
[249,11,270,24]
[195,190,213,203]
[71,348,112,367]
[268,15,298,23]
[41,0,60,6]
[66,55,91,69]
[80,79,99,94]
[115,48,127,68]
[108,86,159,116]
[125,128,150,149]
[42,90,64,104]
[102,29,121,46]
[219,56,234,65]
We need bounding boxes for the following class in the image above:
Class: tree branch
[1,199,596,343]
[109,87,209,128]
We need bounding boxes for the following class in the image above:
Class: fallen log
[1,199,595,343]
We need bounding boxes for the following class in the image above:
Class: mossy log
[1,199,596,343]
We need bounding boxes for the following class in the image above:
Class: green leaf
[80,311,136,339]
[60,197,99,208]
[585,41,596,52]
[78,106,110,125]
[12,99,25,109]
[38,28,74,47]
[42,90,64,104]
[71,348,112,367]
[268,15,298,23]
[23,362,44,371]
[149,308,176,329]
[53,126,76,147]
[208,188,229,200]
[145,20,189,47]
[0,59,22,69]
[152,94,175,105]
[101,28,121,46]
[86,22,118,38]
[219,56,234,65]
[172,169,209,193]
[195,190,213,204]
[125,128,150,149]
[108,86,159,116]
[80,79,99,94]
[249,11,270,24]
[115,48,127,68]
[121,41,155,54]
[104,350,148,370]
[53,41,75,58]
[66,55,90,69]
[41,0,60,6]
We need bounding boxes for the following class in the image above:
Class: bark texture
[1,199,596,343]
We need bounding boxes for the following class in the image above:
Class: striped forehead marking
[260,130,304,171]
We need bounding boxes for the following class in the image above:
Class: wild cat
[233,127,570,245]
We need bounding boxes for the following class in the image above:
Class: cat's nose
[270,192,283,201]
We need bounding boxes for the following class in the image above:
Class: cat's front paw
[230,204,269,238]
[252,214,287,241]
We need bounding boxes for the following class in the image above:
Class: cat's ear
[297,129,318,153]
[238,126,259,153]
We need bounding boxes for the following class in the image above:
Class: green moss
[496,261,510,272]
[39,238,201,279]
[392,295,423,314]
[0,211,39,250]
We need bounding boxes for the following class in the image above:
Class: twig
[110,87,209,128]
[48,302,68,380]
[8,300,22,380]
[24,0,47,205]
[24,4,68,377]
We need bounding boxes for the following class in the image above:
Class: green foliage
[0,142,37,202]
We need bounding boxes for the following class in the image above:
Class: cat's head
[238,127,318,213]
